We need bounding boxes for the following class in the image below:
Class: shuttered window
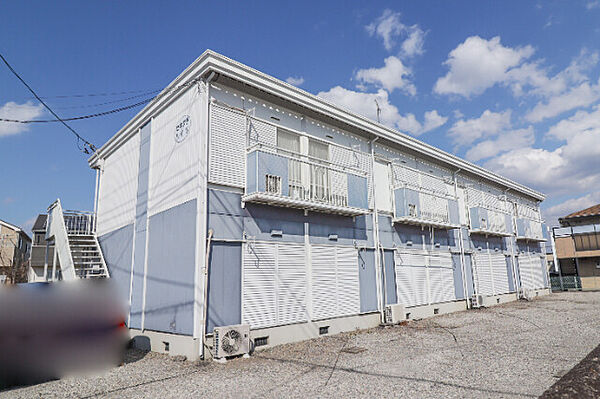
[472,249,511,296]
[242,242,307,329]
[395,249,456,307]
[518,254,546,290]
[311,245,360,320]
[209,104,247,188]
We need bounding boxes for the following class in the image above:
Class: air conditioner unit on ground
[521,289,534,301]
[471,294,484,308]
[384,304,406,324]
[213,324,250,362]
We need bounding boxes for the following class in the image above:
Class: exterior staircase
[46,199,109,280]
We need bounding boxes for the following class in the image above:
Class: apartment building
[88,50,550,360]
[552,204,600,290]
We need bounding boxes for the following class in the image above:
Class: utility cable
[0,52,97,153]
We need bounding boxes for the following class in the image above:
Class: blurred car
[0,280,128,387]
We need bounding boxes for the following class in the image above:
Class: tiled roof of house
[563,203,600,219]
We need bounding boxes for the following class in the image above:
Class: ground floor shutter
[311,245,360,320]
[472,250,511,296]
[519,253,545,291]
[395,249,456,307]
[242,242,307,329]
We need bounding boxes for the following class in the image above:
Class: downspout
[93,166,100,216]
[200,71,216,359]
[504,188,520,298]
[369,137,385,322]
[453,169,469,306]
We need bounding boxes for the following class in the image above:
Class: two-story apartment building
[88,50,550,360]
[0,219,31,284]
[552,204,600,290]
[29,214,61,282]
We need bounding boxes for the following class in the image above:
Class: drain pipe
[369,137,385,323]
[453,169,469,307]
[202,228,214,358]
[505,189,520,299]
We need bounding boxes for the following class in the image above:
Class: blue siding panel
[448,200,460,225]
[244,204,305,243]
[358,249,378,313]
[98,224,134,310]
[206,242,242,333]
[347,174,368,209]
[246,151,257,194]
[394,188,406,218]
[256,152,289,197]
[506,256,516,292]
[383,250,397,305]
[452,254,465,299]
[145,199,197,335]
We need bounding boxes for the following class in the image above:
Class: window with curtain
[277,129,304,199]
[309,139,329,202]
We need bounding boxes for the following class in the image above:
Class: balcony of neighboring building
[554,224,600,259]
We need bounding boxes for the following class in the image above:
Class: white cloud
[355,56,416,95]
[0,101,45,137]
[366,10,405,51]
[400,25,426,58]
[286,76,305,86]
[434,36,534,97]
[448,109,512,146]
[543,192,600,226]
[366,10,426,57]
[525,78,600,122]
[317,86,446,135]
[465,127,535,162]
[587,1,600,9]
[484,106,600,198]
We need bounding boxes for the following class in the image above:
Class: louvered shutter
[473,251,494,296]
[209,105,247,187]
[490,252,510,294]
[395,250,429,307]
[311,245,360,320]
[242,242,307,329]
[243,242,277,329]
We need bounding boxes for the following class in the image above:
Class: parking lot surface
[4,291,600,399]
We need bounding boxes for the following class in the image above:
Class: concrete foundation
[129,329,201,361]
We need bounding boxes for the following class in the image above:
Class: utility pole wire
[0,52,97,152]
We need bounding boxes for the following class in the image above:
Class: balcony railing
[392,186,460,229]
[243,145,369,216]
[468,206,512,237]
[63,210,96,235]
[516,218,545,241]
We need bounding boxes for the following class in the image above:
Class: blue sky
[1,1,599,231]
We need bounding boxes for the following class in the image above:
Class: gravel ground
[4,291,600,399]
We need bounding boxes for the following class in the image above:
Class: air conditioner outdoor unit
[213,324,250,361]
[384,304,406,324]
[471,294,484,308]
[521,289,534,301]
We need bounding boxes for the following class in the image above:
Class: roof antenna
[374,99,381,123]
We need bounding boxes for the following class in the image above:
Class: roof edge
[89,50,545,201]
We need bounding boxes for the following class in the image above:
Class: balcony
[243,146,369,216]
[469,207,512,237]
[516,218,546,242]
[392,187,460,229]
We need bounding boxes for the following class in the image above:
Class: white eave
[88,50,545,202]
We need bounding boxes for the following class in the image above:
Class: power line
[0,52,97,153]
[0,98,153,123]
[0,78,201,125]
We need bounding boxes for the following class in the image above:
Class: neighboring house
[29,214,61,282]
[552,204,600,290]
[0,219,31,284]
[88,50,550,360]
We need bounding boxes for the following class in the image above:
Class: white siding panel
[148,87,203,217]
[96,133,140,236]
[209,104,247,188]
[395,250,428,307]
[519,254,545,290]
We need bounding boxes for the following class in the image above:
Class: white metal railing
[62,210,96,235]
[249,146,367,209]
